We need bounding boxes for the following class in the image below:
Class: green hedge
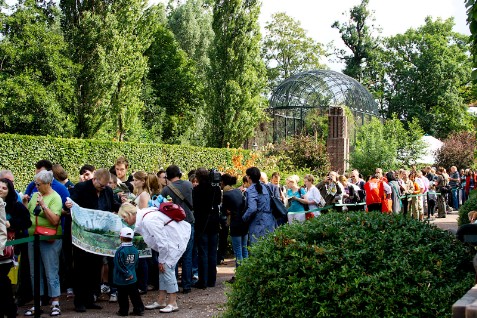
[0,133,252,191]
[224,212,474,317]
[458,190,477,226]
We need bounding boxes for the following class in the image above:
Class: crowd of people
[0,158,473,317]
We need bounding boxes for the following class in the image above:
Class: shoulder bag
[34,215,58,243]
[166,183,193,211]
[264,184,287,220]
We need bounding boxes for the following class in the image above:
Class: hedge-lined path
[18,213,459,317]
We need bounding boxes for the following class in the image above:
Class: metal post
[34,234,41,318]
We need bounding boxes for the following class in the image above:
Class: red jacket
[465,174,477,195]
[364,178,384,205]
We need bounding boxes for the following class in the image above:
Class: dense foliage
[0,133,248,191]
[335,1,473,139]
[224,212,475,317]
[382,17,473,138]
[350,117,425,177]
[435,131,477,170]
[0,0,78,137]
[262,12,327,90]
[466,0,477,81]
[266,134,330,177]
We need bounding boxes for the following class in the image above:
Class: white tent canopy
[416,135,443,164]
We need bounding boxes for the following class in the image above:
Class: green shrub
[224,212,474,318]
[265,134,330,177]
[458,190,477,226]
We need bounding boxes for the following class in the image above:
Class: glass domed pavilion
[269,70,380,142]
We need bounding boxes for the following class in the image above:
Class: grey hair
[0,170,14,179]
[35,170,54,184]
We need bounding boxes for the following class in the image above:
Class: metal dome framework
[269,70,379,142]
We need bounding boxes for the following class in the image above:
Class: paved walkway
[429,211,459,232]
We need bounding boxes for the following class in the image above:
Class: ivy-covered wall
[0,134,249,191]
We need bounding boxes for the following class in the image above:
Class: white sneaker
[159,304,179,313]
[109,293,118,303]
[145,302,166,310]
[100,284,110,294]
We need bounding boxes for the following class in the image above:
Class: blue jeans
[231,235,249,268]
[197,232,218,287]
[28,240,62,298]
[176,224,194,290]
[452,188,459,210]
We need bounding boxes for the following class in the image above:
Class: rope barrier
[287,205,334,214]
[5,234,63,246]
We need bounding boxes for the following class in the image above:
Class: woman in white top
[294,174,323,216]
[131,171,151,209]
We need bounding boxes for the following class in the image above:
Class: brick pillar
[327,107,349,173]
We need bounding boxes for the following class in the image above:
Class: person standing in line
[242,167,276,245]
[448,166,460,211]
[65,168,120,312]
[221,174,248,284]
[114,156,134,193]
[24,171,63,317]
[0,178,31,318]
[79,165,95,183]
[435,167,448,218]
[193,168,221,289]
[285,175,306,223]
[261,172,285,225]
[114,227,144,317]
[161,165,195,294]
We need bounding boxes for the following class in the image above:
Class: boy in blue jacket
[114,227,144,316]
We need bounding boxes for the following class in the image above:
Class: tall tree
[382,17,472,138]
[207,0,267,148]
[466,0,477,81]
[0,0,78,136]
[332,0,379,82]
[144,22,205,145]
[167,0,214,80]
[60,0,157,140]
[262,12,327,90]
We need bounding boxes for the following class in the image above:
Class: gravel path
[18,260,235,318]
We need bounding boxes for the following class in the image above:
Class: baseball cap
[120,227,134,238]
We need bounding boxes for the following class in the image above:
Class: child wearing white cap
[113,227,144,316]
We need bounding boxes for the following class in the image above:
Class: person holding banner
[65,168,120,313]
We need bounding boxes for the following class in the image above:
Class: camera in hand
[33,204,42,216]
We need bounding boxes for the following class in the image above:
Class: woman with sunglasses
[23,170,63,317]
